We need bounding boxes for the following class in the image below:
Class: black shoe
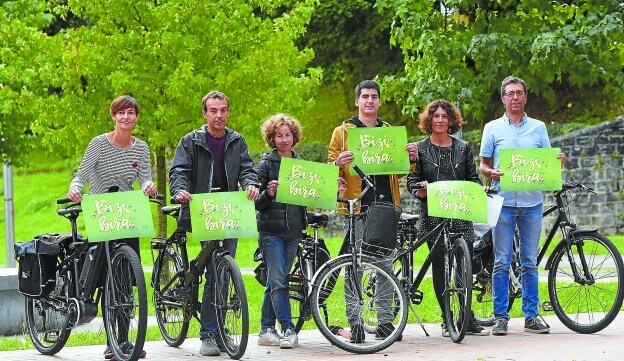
[491,318,508,336]
[103,346,113,360]
[374,323,402,341]
[105,343,146,361]
[350,324,365,344]
[524,317,550,334]
[466,320,490,336]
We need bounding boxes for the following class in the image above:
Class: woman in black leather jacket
[407,99,489,336]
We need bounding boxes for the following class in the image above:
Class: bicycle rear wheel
[153,246,190,346]
[25,272,72,355]
[215,255,249,360]
[310,256,408,354]
[472,268,495,327]
[444,238,472,343]
[548,231,624,334]
[288,259,308,333]
[103,244,147,361]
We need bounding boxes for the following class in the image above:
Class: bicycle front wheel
[153,246,189,346]
[103,244,148,361]
[444,238,472,343]
[548,231,624,334]
[215,255,249,360]
[25,271,72,355]
[310,256,408,354]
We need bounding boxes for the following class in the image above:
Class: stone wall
[546,117,624,235]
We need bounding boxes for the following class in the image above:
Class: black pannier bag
[14,233,70,298]
[362,201,401,256]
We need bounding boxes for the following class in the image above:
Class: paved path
[2,312,624,361]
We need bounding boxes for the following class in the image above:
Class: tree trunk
[156,148,167,238]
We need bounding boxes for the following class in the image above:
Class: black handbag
[362,201,401,256]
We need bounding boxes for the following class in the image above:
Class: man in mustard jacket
[328,80,418,342]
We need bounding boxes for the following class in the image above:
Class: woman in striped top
[67,95,156,200]
[66,94,154,360]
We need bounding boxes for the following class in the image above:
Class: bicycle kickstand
[407,304,430,337]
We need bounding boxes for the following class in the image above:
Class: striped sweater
[69,134,152,194]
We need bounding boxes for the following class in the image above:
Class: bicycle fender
[543,229,597,271]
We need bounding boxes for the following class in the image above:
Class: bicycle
[391,184,473,343]
[471,181,624,333]
[15,194,157,361]
[150,204,249,359]
[308,165,408,354]
[285,211,331,333]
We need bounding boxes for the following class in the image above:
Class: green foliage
[376,0,624,128]
[1,0,322,164]
[296,140,328,163]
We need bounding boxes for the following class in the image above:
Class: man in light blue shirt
[479,76,566,336]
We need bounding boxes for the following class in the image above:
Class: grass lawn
[2,154,624,351]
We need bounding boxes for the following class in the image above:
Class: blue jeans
[259,233,300,331]
[200,238,237,340]
[492,204,543,320]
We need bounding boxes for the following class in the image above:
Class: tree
[375,0,624,128]
[0,0,55,165]
[3,0,321,235]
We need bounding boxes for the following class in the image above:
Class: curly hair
[261,113,303,149]
[418,99,463,134]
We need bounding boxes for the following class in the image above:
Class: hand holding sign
[347,126,410,175]
[499,148,562,191]
[190,192,258,241]
[81,190,155,242]
[276,157,339,210]
[427,181,488,223]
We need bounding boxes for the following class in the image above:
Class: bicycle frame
[396,219,464,303]
[540,192,597,283]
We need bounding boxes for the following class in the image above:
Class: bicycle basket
[362,201,401,256]
[14,233,68,298]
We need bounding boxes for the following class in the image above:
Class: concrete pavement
[2,312,623,361]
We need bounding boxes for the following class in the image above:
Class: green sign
[347,126,410,175]
[189,192,258,241]
[427,181,487,223]
[276,157,339,210]
[81,190,155,242]
[499,148,562,191]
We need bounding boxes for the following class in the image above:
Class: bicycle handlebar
[562,181,595,194]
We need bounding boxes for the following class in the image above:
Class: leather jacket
[254,149,307,235]
[169,125,258,232]
[407,136,480,199]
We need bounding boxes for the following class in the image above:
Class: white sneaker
[280,328,298,349]
[258,327,281,346]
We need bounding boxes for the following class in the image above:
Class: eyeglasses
[503,90,526,97]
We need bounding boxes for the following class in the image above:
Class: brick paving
[2,313,623,361]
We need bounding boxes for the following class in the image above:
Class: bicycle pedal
[541,301,553,312]
[411,290,424,305]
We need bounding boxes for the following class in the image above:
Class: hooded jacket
[254,149,307,235]
[169,125,258,232]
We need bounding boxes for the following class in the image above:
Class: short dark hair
[500,76,527,98]
[418,99,464,134]
[110,95,140,116]
[355,80,380,99]
[202,91,230,114]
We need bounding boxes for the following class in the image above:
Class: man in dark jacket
[169,90,259,356]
